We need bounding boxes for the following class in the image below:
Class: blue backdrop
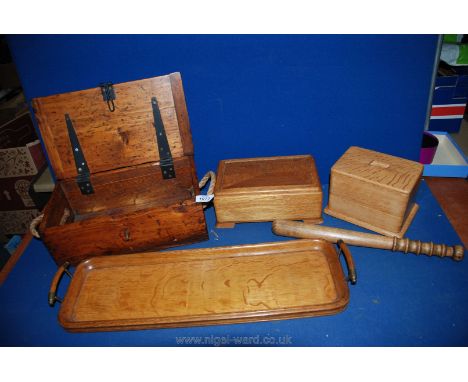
[7,35,438,181]
[6,35,464,347]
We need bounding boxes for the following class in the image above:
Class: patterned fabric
[0,146,39,178]
[0,209,40,235]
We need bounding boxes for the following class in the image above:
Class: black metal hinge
[151,97,176,179]
[65,114,94,195]
[100,82,116,112]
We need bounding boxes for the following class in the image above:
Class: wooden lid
[215,155,321,195]
[32,73,193,180]
[332,146,423,194]
[58,239,349,331]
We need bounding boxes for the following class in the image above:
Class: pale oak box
[324,146,423,238]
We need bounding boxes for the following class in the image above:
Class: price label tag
[196,194,214,203]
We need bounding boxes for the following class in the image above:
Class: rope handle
[198,171,216,208]
[30,213,44,239]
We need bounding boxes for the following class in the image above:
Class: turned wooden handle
[272,221,465,261]
[48,262,72,307]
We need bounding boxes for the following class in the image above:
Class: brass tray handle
[48,262,72,307]
[336,240,357,285]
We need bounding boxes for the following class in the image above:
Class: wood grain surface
[332,146,423,193]
[326,146,422,237]
[216,156,321,192]
[38,158,208,267]
[39,159,207,266]
[34,73,208,265]
[32,73,189,180]
[426,177,468,248]
[214,155,323,227]
[42,200,207,265]
[59,157,196,216]
[57,239,350,332]
[273,220,465,261]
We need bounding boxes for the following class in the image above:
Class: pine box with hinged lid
[32,72,208,265]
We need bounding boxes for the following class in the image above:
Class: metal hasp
[151,96,176,179]
[65,114,94,195]
[100,82,116,112]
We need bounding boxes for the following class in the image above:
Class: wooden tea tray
[50,240,355,332]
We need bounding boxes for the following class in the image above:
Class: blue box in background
[423,131,468,178]
[429,75,468,133]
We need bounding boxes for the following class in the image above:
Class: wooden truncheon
[48,240,356,332]
[31,73,208,265]
[272,220,465,261]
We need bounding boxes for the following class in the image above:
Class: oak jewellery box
[324,146,423,238]
[31,72,208,265]
[213,155,323,228]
